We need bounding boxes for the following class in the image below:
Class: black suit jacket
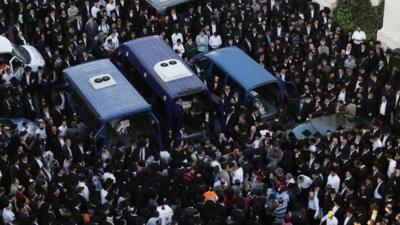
[374,183,386,199]
[343,216,356,225]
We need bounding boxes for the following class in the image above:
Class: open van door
[149,114,163,151]
[94,125,106,153]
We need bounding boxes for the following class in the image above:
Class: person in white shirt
[230,161,243,184]
[58,120,68,137]
[373,175,385,200]
[78,180,90,202]
[35,120,47,140]
[371,135,383,151]
[297,174,313,190]
[326,169,341,193]
[209,32,222,50]
[2,203,15,224]
[171,31,183,45]
[100,187,109,204]
[173,39,185,57]
[320,211,338,225]
[387,153,397,177]
[196,30,209,52]
[307,190,320,222]
[337,87,347,104]
[106,0,115,16]
[99,19,110,35]
[351,26,366,45]
[91,2,100,18]
[107,30,119,47]
[343,210,355,225]
[103,38,115,52]
[103,31,119,52]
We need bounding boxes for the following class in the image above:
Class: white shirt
[387,159,397,177]
[338,91,346,104]
[35,128,47,139]
[382,135,389,146]
[173,43,185,57]
[326,174,341,192]
[107,34,119,48]
[343,216,352,225]
[171,32,183,45]
[307,196,320,218]
[171,12,178,21]
[379,101,387,115]
[297,175,313,189]
[91,5,100,18]
[99,23,110,34]
[78,181,90,202]
[232,167,244,184]
[59,92,66,110]
[211,23,217,34]
[101,189,109,204]
[157,205,174,225]
[103,39,115,52]
[352,30,366,45]
[321,216,338,225]
[58,125,68,137]
[2,207,15,224]
[34,157,43,169]
[373,182,383,199]
[209,35,222,49]
[106,1,116,16]
[372,139,383,151]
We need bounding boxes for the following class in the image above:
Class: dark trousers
[307,209,320,225]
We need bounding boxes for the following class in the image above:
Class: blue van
[192,47,299,119]
[64,59,162,150]
[111,36,214,140]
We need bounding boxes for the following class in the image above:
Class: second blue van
[111,36,216,141]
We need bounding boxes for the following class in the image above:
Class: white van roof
[0,36,13,54]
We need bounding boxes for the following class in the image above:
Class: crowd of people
[0,0,400,224]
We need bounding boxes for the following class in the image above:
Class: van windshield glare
[108,113,152,145]
[12,46,31,64]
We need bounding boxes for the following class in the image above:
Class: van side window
[124,64,167,117]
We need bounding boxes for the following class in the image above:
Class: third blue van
[191,47,299,120]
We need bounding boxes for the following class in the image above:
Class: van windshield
[12,46,31,64]
[252,82,280,118]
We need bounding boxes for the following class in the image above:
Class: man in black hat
[20,66,36,93]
